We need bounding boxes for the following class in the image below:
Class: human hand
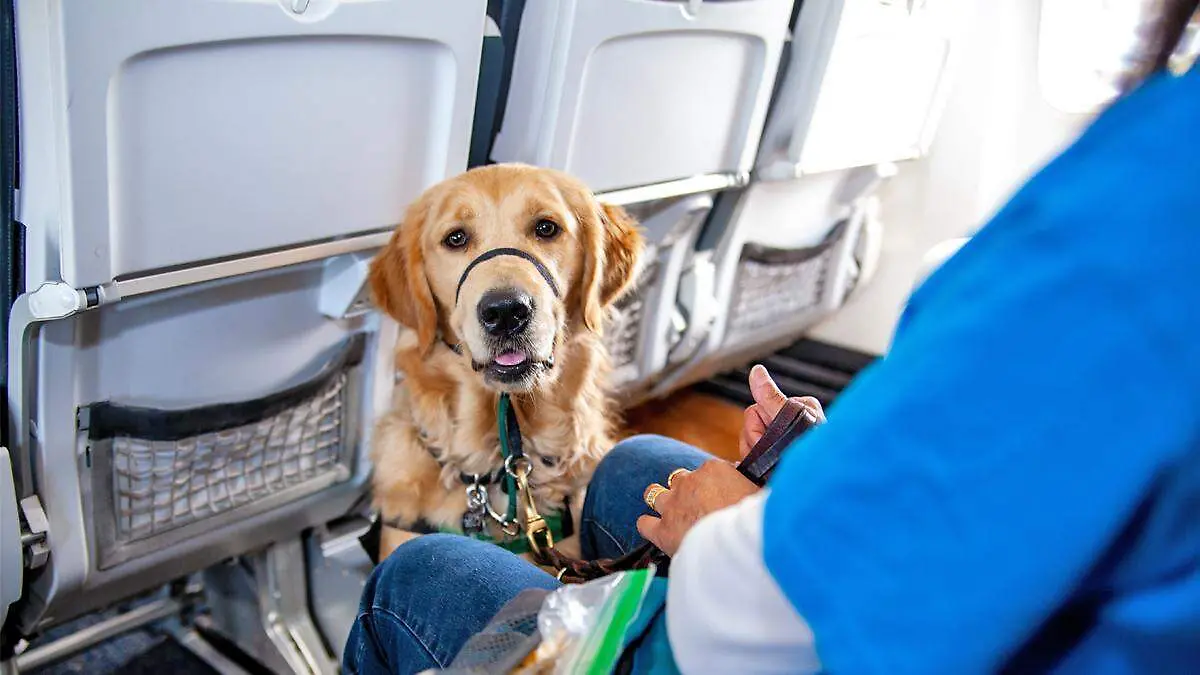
[739,365,825,459]
[636,460,759,556]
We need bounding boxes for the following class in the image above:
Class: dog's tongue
[494,350,528,367]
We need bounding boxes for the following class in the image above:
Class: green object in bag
[612,579,676,674]
[442,568,678,674]
[560,568,678,675]
[574,569,654,674]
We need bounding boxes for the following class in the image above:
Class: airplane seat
[491,0,792,191]
[604,194,715,398]
[651,0,960,397]
[2,1,487,670]
[489,0,794,397]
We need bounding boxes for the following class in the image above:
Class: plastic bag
[529,567,657,674]
[428,567,661,675]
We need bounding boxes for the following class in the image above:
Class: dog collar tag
[463,483,489,535]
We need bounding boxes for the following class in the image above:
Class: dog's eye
[442,229,470,250]
[534,219,560,240]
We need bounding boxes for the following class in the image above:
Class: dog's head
[370,164,643,392]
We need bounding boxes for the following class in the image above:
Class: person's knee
[370,533,558,602]
[351,534,515,672]
[581,435,712,556]
[377,533,464,577]
[363,533,483,609]
[392,532,473,565]
[597,435,691,480]
[591,435,657,499]
[609,434,675,458]
[598,434,653,471]
[594,434,709,486]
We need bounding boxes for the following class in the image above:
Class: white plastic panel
[25,0,485,287]
[757,0,963,178]
[110,38,451,277]
[76,268,353,409]
[16,262,389,630]
[492,0,792,192]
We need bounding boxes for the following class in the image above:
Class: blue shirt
[763,68,1200,673]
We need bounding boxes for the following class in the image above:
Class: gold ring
[667,468,691,489]
[643,483,669,512]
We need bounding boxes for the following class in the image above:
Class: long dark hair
[1122,0,1200,89]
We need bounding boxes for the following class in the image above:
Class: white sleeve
[665,489,821,674]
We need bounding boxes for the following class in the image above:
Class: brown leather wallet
[538,397,822,583]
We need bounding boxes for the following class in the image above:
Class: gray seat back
[6,0,486,633]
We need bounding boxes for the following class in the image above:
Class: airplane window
[1038,0,1147,114]
[1040,1,1200,114]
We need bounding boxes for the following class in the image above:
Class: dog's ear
[581,201,644,333]
[369,200,439,353]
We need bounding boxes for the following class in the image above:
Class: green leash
[442,393,567,554]
[497,394,520,525]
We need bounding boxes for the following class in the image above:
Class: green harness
[441,393,569,554]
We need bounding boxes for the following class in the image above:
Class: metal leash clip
[476,473,520,536]
[509,458,553,556]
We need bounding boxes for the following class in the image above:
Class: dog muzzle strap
[454,248,562,304]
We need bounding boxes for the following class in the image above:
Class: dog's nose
[478,288,533,338]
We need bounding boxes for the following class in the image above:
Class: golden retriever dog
[368,164,643,558]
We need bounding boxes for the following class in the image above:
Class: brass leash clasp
[510,458,554,555]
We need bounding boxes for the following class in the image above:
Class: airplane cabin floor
[621,389,745,462]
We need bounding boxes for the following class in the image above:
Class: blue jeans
[343,435,710,674]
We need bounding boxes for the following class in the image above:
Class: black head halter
[454,248,562,305]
